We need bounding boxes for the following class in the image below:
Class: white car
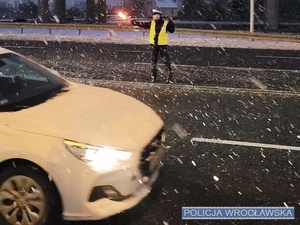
[0,47,166,224]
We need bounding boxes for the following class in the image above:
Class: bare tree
[264,0,279,30]
[54,0,66,23]
[38,0,50,22]
[86,0,95,23]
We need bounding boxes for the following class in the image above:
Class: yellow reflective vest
[149,20,169,45]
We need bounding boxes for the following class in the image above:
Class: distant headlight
[64,140,132,170]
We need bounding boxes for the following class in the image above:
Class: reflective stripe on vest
[149,20,168,45]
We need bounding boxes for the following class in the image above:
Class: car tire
[0,163,62,225]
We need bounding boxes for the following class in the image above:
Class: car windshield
[0,53,68,111]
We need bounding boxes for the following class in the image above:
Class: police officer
[131,9,175,83]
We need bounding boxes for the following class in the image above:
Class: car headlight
[64,140,132,170]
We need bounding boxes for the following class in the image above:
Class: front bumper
[63,164,163,221]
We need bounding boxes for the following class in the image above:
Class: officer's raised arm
[130,20,151,30]
[167,17,175,33]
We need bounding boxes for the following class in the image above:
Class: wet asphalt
[1,40,300,225]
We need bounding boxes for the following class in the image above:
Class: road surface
[1,40,300,225]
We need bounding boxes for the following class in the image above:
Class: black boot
[151,69,158,83]
[166,72,175,84]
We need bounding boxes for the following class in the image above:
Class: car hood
[5,83,164,151]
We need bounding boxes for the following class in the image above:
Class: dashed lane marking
[256,55,300,60]
[207,65,300,73]
[134,62,197,68]
[134,63,300,73]
[116,50,150,53]
[191,137,300,151]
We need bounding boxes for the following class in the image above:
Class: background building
[1,0,299,32]
[134,0,181,17]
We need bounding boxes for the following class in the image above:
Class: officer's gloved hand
[130,19,137,25]
[168,17,173,22]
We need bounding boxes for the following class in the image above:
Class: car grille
[139,129,165,177]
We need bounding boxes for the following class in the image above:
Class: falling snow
[256,186,263,192]
[1,14,300,225]
[213,176,219,182]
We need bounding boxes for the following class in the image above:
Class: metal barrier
[1,22,300,43]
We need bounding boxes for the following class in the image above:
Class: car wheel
[0,164,61,225]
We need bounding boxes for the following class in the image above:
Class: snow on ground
[0,28,300,50]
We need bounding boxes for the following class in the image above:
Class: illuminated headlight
[64,140,132,170]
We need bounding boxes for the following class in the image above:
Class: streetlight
[250,0,254,33]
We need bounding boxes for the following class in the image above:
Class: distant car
[0,47,166,224]
[12,18,29,23]
[106,15,121,21]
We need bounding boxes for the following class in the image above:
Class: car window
[0,57,48,82]
[0,53,67,110]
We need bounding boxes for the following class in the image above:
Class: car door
[0,112,12,159]
[0,112,6,126]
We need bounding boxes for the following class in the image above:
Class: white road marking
[68,77,300,96]
[4,46,45,49]
[133,62,300,73]
[191,137,300,151]
[256,55,300,60]
[134,62,197,68]
[135,63,300,73]
[116,50,150,53]
[116,50,176,55]
[208,65,300,73]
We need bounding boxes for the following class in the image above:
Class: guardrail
[1,22,300,43]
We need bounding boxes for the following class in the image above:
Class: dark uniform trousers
[151,45,172,80]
